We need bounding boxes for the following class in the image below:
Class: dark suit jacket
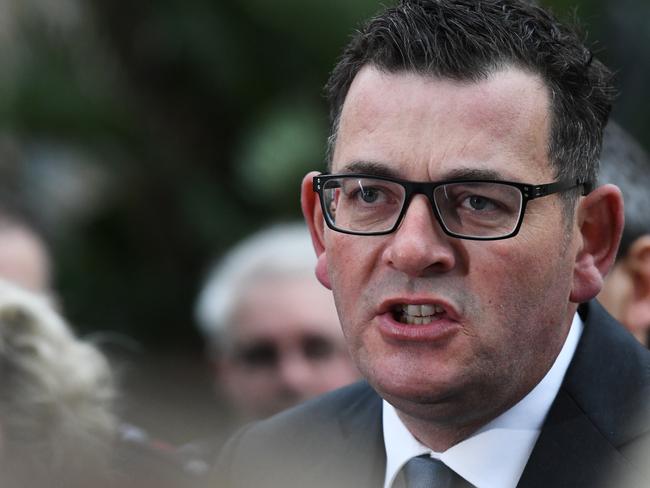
[216,302,650,488]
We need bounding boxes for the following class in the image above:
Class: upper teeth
[400,304,444,317]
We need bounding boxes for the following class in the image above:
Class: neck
[396,411,485,452]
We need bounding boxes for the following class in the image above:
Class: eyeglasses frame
[312,173,593,241]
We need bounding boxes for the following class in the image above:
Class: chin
[369,369,456,404]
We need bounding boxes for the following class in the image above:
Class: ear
[621,235,650,345]
[301,172,332,289]
[570,184,624,303]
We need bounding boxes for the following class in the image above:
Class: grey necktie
[402,455,471,488]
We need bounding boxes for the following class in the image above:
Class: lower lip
[377,312,461,343]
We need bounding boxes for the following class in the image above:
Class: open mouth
[392,304,445,325]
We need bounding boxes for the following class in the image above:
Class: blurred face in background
[0,224,50,293]
[598,236,650,347]
[216,273,359,419]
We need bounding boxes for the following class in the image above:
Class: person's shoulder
[570,301,650,442]
[577,300,650,380]
[240,380,378,439]
[215,381,382,487]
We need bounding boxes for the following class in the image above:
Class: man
[195,223,359,421]
[597,122,650,346]
[0,209,51,293]
[217,2,650,487]
[188,223,358,478]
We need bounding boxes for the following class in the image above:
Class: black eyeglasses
[313,173,592,240]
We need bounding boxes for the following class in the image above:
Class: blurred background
[0,0,648,443]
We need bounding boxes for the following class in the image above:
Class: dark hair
[598,122,650,258]
[325,0,616,201]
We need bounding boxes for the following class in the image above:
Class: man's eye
[236,342,278,368]
[359,188,380,203]
[461,195,497,211]
[302,336,336,360]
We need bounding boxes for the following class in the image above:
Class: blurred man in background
[0,207,51,294]
[195,222,359,421]
[598,122,650,346]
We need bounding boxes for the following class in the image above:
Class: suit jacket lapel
[517,389,638,487]
[333,383,386,488]
[269,382,385,488]
[518,302,649,487]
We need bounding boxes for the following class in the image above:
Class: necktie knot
[402,455,468,488]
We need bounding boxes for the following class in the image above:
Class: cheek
[481,241,573,342]
[469,239,572,324]
[229,368,272,392]
[486,233,571,284]
[326,236,381,348]
[327,235,374,304]
[316,357,361,389]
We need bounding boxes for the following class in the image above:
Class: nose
[276,350,316,398]
[382,194,456,276]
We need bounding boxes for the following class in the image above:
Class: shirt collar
[383,312,584,488]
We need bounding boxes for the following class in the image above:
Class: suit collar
[271,381,385,488]
[336,382,386,487]
[518,301,650,487]
[517,388,640,487]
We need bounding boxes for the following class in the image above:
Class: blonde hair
[0,279,117,486]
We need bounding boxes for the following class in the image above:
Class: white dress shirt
[383,313,584,488]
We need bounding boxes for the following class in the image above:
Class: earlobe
[315,252,332,289]
[570,184,624,303]
[301,171,331,289]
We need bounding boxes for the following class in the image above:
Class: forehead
[230,274,341,340]
[0,225,50,292]
[333,65,553,181]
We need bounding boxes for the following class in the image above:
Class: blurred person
[0,209,52,294]
[0,196,205,486]
[195,223,359,421]
[597,122,650,346]
[0,278,201,488]
[0,278,116,487]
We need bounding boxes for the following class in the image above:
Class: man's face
[308,66,582,435]
[0,225,50,293]
[599,243,650,347]
[219,274,359,419]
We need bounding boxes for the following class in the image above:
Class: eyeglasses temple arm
[527,179,593,199]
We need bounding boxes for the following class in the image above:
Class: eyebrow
[443,168,505,181]
[337,162,507,182]
[338,161,401,179]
